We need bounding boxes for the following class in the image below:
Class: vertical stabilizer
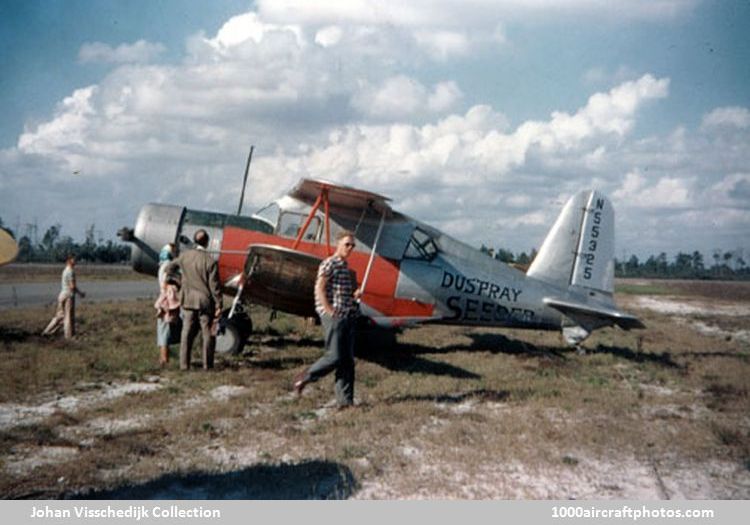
[527,190,615,294]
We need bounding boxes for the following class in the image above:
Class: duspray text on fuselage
[440,271,534,323]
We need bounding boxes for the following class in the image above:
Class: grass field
[0,279,748,499]
[0,263,150,283]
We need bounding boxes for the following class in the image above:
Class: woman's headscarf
[158,244,173,264]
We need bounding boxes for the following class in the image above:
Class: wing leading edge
[289,178,393,216]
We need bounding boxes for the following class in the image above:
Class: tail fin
[527,190,615,294]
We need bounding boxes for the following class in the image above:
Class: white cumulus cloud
[351,76,463,119]
[613,170,692,208]
[701,106,750,130]
[1,3,744,259]
[78,40,166,64]
[315,26,343,47]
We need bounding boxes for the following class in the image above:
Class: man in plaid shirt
[293,230,360,408]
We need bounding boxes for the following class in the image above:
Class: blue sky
[1,0,748,260]
[0,0,249,147]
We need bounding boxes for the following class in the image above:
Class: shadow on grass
[387,388,511,405]
[361,329,690,375]
[403,332,687,371]
[443,332,567,360]
[355,329,564,379]
[70,460,357,500]
[679,351,750,362]
[0,326,39,344]
[249,356,307,371]
[256,335,322,349]
[359,342,481,379]
[593,345,683,369]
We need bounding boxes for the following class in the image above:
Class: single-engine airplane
[118,178,643,354]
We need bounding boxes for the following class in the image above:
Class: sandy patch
[0,381,163,431]
[634,297,750,317]
[637,383,676,397]
[442,399,479,414]
[81,415,152,436]
[688,320,750,344]
[202,444,262,467]
[352,454,750,499]
[209,385,250,401]
[3,445,80,476]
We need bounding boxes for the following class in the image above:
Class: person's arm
[209,260,223,318]
[71,271,85,298]
[315,273,334,316]
[350,269,361,300]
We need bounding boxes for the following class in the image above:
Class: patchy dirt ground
[0,279,748,499]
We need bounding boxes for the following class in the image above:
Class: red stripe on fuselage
[219,226,434,318]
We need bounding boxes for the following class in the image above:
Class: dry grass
[0,263,149,283]
[0,280,748,499]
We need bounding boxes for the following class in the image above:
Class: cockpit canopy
[252,191,441,263]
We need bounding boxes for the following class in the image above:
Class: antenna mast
[237,145,255,215]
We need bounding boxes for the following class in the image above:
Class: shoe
[336,403,354,412]
[293,371,309,396]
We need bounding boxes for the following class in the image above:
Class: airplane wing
[241,244,322,317]
[289,178,393,216]
[543,297,645,330]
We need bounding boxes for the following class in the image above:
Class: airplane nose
[120,203,186,277]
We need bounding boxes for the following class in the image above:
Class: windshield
[252,203,281,230]
[278,212,321,241]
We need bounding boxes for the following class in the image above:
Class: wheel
[215,314,252,355]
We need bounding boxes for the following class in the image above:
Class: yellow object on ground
[0,228,19,266]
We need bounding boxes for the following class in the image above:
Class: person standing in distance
[294,230,360,409]
[42,254,85,339]
[167,230,222,370]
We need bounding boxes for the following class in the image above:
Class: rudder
[527,190,615,294]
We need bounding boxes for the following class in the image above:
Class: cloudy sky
[1,0,748,259]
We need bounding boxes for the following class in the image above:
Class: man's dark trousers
[307,315,355,406]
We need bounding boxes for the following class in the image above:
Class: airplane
[118,178,644,354]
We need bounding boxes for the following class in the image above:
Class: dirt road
[0,281,156,310]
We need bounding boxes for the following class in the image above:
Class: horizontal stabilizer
[544,297,645,330]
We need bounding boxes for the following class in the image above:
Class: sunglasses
[343,242,355,248]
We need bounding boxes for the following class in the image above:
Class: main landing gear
[215,307,253,355]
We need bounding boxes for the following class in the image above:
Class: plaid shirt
[315,255,358,318]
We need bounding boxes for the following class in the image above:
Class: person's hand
[353,288,362,300]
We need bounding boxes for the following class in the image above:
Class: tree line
[480,244,749,280]
[2,216,747,279]
[0,218,130,264]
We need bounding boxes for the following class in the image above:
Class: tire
[215,314,252,355]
